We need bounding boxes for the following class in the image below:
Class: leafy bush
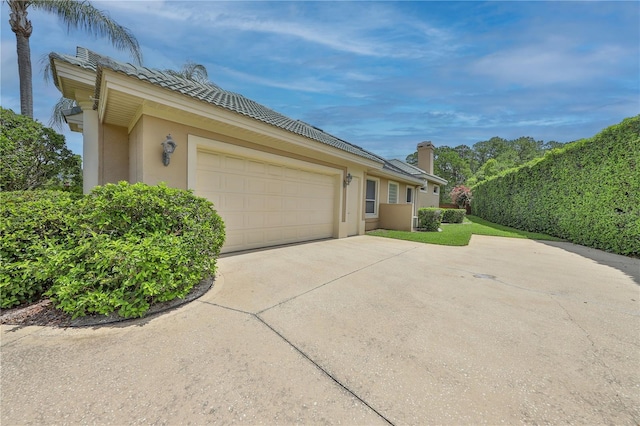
[1,182,225,318]
[472,115,640,256]
[45,182,225,318]
[442,208,466,224]
[0,107,82,192]
[417,208,443,231]
[0,191,79,308]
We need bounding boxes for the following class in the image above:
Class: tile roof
[387,159,426,175]
[381,160,425,184]
[50,47,386,164]
[387,159,448,184]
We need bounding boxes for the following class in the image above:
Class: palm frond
[49,96,78,130]
[164,61,212,85]
[32,0,143,65]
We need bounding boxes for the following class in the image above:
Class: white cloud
[93,1,189,22]
[471,36,629,86]
[216,65,341,94]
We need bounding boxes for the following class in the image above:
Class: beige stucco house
[50,47,447,253]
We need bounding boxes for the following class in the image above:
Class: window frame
[406,186,413,203]
[365,178,379,218]
[388,181,399,204]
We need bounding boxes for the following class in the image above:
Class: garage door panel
[223,176,246,192]
[197,148,337,253]
[224,212,245,229]
[224,194,246,211]
[248,179,266,193]
[266,198,281,211]
[225,156,246,171]
[267,164,283,176]
[269,212,286,226]
[284,182,299,195]
[247,160,265,173]
[248,196,267,211]
[266,181,283,194]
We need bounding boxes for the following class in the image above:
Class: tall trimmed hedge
[472,116,639,256]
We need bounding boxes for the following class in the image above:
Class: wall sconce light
[343,172,353,187]
[161,134,177,166]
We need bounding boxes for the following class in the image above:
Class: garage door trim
[188,134,343,187]
[188,135,342,253]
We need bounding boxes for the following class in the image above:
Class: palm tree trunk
[9,0,34,118]
[15,32,33,118]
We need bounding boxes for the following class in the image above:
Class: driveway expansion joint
[256,246,420,316]
[199,301,395,424]
[255,314,395,426]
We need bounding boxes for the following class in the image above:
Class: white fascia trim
[425,175,448,185]
[51,60,96,98]
[99,70,383,169]
[374,168,424,186]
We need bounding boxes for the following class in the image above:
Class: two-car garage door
[194,138,338,253]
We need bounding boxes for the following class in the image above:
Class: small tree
[0,107,82,192]
[450,185,472,209]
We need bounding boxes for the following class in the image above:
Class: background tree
[404,136,565,198]
[453,144,477,172]
[513,136,544,164]
[405,152,418,166]
[434,146,472,203]
[1,107,81,192]
[8,0,142,118]
[472,136,510,166]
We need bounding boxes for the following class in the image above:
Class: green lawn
[367,215,564,246]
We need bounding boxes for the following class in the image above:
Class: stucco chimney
[417,141,434,175]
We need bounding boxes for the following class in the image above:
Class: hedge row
[417,208,443,231]
[0,182,225,318]
[472,116,639,256]
[416,208,466,231]
[442,209,466,224]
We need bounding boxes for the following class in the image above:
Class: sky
[1,1,638,160]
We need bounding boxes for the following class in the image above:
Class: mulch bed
[0,277,213,328]
[0,299,72,327]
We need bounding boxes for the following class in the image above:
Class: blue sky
[1,1,638,159]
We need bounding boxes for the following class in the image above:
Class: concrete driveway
[2,235,639,425]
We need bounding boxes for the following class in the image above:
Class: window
[365,179,377,216]
[433,185,439,195]
[388,182,398,203]
[406,187,413,203]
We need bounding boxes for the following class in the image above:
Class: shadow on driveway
[539,240,640,285]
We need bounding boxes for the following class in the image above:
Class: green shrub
[1,182,225,318]
[442,209,466,224]
[0,107,82,192]
[0,191,79,308]
[472,115,640,256]
[45,182,225,319]
[417,208,443,232]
